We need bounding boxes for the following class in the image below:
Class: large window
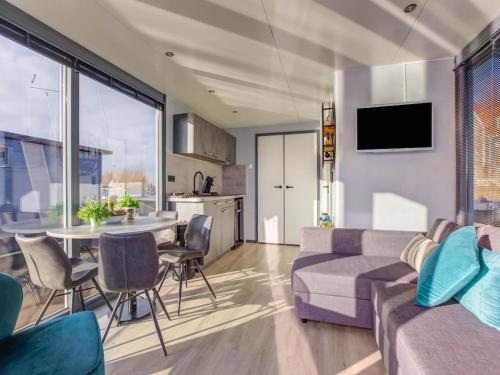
[79,75,158,216]
[0,34,65,328]
[0,15,164,329]
[457,35,499,227]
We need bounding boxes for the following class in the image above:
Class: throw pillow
[400,233,439,272]
[455,248,500,330]
[415,226,480,307]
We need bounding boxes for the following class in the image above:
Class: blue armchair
[0,272,105,374]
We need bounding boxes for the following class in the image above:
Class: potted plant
[77,200,109,228]
[117,194,140,221]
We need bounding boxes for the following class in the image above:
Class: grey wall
[227,122,320,241]
[335,58,456,231]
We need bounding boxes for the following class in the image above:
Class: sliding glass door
[0,34,65,328]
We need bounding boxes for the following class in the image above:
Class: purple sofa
[292,219,500,375]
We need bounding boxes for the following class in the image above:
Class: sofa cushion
[416,226,480,307]
[427,218,461,243]
[372,281,500,375]
[292,251,417,300]
[0,311,104,375]
[455,248,500,330]
[477,225,500,251]
[400,233,439,272]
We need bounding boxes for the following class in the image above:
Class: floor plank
[96,243,385,375]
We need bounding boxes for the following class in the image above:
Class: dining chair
[99,231,171,357]
[15,233,112,326]
[0,272,105,374]
[158,214,215,315]
[149,210,178,246]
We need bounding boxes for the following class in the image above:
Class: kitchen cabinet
[220,203,235,253]
[173,112,236,164]
[168,197,237,266]
[224,133,236,165]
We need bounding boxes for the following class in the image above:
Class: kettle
[202,176,215,193]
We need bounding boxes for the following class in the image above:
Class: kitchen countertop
[168,194,245,203]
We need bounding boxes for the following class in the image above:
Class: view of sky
[0,34,157,189]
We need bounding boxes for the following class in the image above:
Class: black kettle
[202,176,215,193]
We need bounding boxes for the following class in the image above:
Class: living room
[0,1,499,375]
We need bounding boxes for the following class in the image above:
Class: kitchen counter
[168,194,244,203]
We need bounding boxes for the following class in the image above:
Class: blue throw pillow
[415,226,480,307]
[455,248,500,330]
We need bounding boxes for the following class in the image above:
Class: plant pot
[89,218,97,228]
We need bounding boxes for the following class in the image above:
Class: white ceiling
[7,0,500,128]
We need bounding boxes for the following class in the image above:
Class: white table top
[46,217,177,239]
[1,219,62,235]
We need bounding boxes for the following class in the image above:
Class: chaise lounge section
[292,219,500,375]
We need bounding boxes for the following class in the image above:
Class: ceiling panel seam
[260,0,300,120]
[391,0,429,63]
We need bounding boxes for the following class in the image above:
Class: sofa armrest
[300,227,421,258]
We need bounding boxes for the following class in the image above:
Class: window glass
[468,42,500,227]
[0,35,65,328]
[79,75,157,216]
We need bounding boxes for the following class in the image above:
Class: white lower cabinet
[169,198,236,266]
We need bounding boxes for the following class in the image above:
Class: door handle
[286,185,294,189]
[273,185,283,189]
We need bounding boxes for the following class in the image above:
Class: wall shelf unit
[321,102,336,164]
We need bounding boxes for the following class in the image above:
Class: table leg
[108,291,155,323]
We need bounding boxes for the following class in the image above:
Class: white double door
[257,132,318,245]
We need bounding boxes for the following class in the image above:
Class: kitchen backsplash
[167,154,222,194]
[222,165,246,195]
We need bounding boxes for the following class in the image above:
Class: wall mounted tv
[357,102,432,152]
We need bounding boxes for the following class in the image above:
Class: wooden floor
[96,243,385,375]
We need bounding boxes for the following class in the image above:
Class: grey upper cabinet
[224,133,236,165]
[215,127,226,161]
[173,113,236,164]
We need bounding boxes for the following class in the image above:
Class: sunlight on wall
[373,192,428,231]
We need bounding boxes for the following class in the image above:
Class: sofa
[291,219,500,375]
[0,272,105,374]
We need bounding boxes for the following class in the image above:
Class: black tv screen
[357,102,432,151]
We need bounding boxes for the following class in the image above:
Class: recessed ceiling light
[232,110,238,114]
[404,3,417,13]
[208,89,215,94]
[164,51,174,57]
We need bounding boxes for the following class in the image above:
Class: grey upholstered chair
[149,210,178,246]
[15,233,112,326]
[158,214,215,315]
[99,231,171,357]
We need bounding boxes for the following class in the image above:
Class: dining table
[42,216,178,322]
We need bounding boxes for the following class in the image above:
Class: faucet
[193,171,204,195]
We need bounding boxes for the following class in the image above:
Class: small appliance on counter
[202,176,215,194]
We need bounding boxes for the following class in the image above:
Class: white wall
[227,122,320,241]
[335,58,456,231]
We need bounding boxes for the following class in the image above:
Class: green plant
[77,200,109,225]
[117,194,140,209]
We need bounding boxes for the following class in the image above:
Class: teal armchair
[0,273,105,374]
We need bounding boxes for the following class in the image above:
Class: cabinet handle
[286,185,294,189]
[215,202,225,206]
[273,185,283,189]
